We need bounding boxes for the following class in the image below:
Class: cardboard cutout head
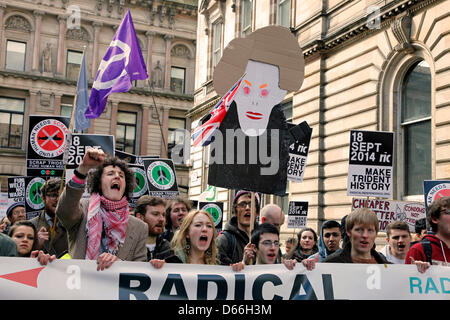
[213,25,304,97]
[234,60,287,136]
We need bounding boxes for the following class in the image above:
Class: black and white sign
[128,164,149,208]
[199,201,223,233]
[287,201,308,229]
[287,126,312,183]
[347,129,394,198]
[143,159,179,199]
[8,176,26,203]
[24,176,45,219]
[26,116,70,178]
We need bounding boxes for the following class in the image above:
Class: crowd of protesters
[0,148,449,276]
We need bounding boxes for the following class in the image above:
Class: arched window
[400,60,431,196]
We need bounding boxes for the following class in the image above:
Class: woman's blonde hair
[170,210,218,265]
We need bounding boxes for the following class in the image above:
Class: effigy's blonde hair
[213,25,305,96]
[170,209,218,265]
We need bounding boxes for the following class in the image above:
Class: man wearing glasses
[217,190,260,265]
[30,178,68,257]
[406,196,450,270]
[232,223,315,271]
[4,202,26,234]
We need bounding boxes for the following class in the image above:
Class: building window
[116,111,137,154]
[241,0,252,37]
[277,0,291,28]
[212,21,223,68]
[170,67,186,94]
[168,117,186,163]
[66,50,83,81]
[6,40,26,71]
[60,104,73,118]
[0,97,24,149]
[401,60,431,196]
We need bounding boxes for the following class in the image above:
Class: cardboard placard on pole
[287,201,309,229]
[143,158,179,199]
[347,129,394,198]
[26,115,70,178]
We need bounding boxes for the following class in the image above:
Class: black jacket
[323,242,391,264]
[216,216,252,265]
[147,235,179,263]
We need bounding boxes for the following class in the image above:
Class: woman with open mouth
[56,148,148,271]
[169,210,218,265]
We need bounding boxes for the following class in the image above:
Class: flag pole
[147,79,168,156]
[49,46,87,252]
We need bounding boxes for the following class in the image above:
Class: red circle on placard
[434,188,450,200]
[36,124,65,152]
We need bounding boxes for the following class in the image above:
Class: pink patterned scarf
[85,193,130,260]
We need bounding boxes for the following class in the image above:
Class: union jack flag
[192,75,245,147]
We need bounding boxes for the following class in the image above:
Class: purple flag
[86,9,148,119]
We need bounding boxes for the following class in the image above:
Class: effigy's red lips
[246,111,263,120]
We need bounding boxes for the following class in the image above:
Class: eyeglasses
[236,201,252,209]
[12,209,26,215]
[323,232,340,238]
[260,240,280,248]
[46,194,59,200]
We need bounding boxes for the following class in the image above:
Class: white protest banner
[287,201,308,229]
[347,130,394,198]
[0,258,448,300]
[352,198,426,232]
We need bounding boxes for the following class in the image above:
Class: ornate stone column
[56,15,66,75]
[91,22,103,79]
[164,34,174,90]
[0,4,6,52]
[29,90,38,114]
[53,94,62,115]
[140,105,150,155]
[32,10,44,72]
[145,31,155,86]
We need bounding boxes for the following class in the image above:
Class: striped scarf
[85,193,129,260]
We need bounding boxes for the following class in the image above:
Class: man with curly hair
[56,148,148,271]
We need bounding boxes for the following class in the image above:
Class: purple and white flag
[86,9,148,119]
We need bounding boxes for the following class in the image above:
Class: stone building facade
[0,0,197,196]
[189,0,450,240]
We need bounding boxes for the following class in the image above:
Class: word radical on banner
[0,259,448,300]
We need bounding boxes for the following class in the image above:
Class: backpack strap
[420,238,432,264]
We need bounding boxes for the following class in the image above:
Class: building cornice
[300,0,442,59]
[0,70,193,101]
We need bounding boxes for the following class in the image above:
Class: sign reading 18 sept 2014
[347,130,394,198]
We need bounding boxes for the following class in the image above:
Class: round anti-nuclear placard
[201,203,223,227]
[132,167,149,197]
[147,161,175,190]
[30,119,69,158]
[426,182,450,205]
[26,177,45,210]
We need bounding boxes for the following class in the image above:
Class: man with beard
[135,195,178,262]
[30,178,68,257]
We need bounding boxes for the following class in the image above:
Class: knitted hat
[232,190,260,206]
[6,201,25,218]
